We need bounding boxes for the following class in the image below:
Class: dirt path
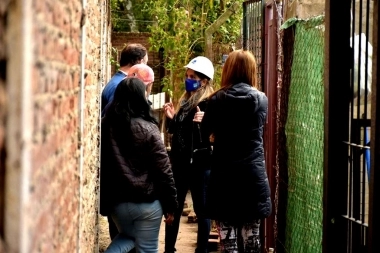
[99,192,220,252]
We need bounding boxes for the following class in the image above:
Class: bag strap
[190,122,195,164]
[190,121,203,164]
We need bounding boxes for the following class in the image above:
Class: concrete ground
[99,191,221,253]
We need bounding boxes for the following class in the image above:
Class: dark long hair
[105,77,158,141]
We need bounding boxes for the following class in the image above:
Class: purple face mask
[185,78,201,92]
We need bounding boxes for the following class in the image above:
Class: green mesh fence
[280,16,324,253]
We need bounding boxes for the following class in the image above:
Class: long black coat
[201,83,272,224]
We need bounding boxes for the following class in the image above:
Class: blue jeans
[105,200,163,253]
[165,168,211,253]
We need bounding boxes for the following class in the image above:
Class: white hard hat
[184,56,214,80]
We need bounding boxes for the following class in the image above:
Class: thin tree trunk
[204,1,240,60]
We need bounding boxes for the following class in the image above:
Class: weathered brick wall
[26,0,83,250]
[282,0,325,20]
[0,1,6,251]
[111,32,163,94]
[80,1,109,251]
[1,0,108,252]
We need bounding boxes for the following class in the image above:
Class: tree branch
[204,1,241,59]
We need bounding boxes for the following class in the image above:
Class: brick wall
[0,1,6,251]
[282,0,325,20]
[1,0,109,252]
[111,32,164,94]
[26,0,83,250]
[80,1,109,251]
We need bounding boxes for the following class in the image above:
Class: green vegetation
[110,0,244,103]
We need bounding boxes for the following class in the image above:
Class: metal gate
[243,1,278,251]
[344,1,373,251]
[325,0,379,252]
[243,0,264,89]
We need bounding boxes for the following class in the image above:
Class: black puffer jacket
[201,83,272,224]
[100,117,178,216]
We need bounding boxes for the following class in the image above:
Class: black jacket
[100,116,178,216]
[167,99,212,170]
[201,83,272,223]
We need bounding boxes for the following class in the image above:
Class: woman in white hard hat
[163,56,214,253]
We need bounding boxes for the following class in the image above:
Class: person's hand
[164,213,174,225]
[209,133,215,143]
[163,102,175,119]
[193,106,204,122]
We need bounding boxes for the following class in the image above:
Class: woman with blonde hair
[201,50,272,252]
[163,56,214,253]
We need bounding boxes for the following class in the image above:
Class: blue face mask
[185,78,201,92]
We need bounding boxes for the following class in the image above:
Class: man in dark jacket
[101,43,148,117]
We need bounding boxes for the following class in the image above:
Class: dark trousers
[165,167,211,253]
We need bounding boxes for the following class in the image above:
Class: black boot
[164,248,176,253]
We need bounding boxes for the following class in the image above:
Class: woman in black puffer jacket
[100,77,177,253]
[201,50,272,253]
